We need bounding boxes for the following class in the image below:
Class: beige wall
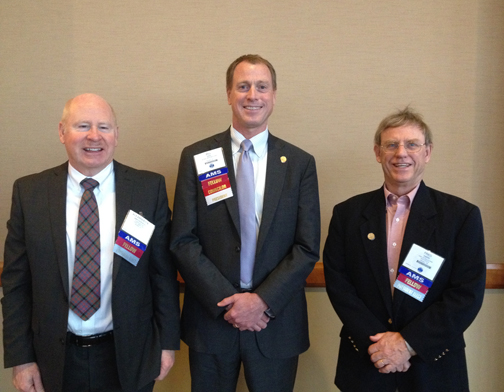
[1,1,503,391]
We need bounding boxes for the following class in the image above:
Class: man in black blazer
[2,93,180,392]
[171,55,320,391]
[323,107,486,392]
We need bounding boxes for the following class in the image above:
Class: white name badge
[193,148,233,206]
[193,147,227,175]
[113,210,155,266]
[401,244,444,281]
[393,244,444,302]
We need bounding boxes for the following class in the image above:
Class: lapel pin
[367,233,375,240]
[280,156,287,163]
[139,211,143,217]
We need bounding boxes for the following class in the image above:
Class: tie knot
[241,139,253,152]
[81,178,99,191]
[388,193,410,208]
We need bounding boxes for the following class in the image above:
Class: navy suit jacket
[2,161,180,392]
[170,129,320,358]
[323,181,486,392]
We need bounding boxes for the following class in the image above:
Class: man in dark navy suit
[324,107,486,392]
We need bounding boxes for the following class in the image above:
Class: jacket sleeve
[399,205,486,362]
[170,147,238,319]
[149,176,181,349]
[253,155,320,314]
[323,204,389,353]
[2,179,37,367]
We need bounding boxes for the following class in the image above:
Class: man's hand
[217,292,270,331]
[12,362,45,392]
[155,350,176,381]
[368,332,411,373]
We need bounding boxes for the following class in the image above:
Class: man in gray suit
[2,93,180,392]
[170,54,320,392]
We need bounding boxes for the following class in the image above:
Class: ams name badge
[193,147,233,206]
[393,243,444,302]
[113,210,155,266]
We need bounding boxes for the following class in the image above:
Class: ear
[424,143,433,163]
[114,126,119,147]
[374,144,382,163]
[58,122,66,144]
[227,89,232,105]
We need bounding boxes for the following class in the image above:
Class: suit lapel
[48,163,71,299]
[256,134,287,254]
[218,130,241,234]
[393,182,437,311]
[113,161,133,282]
[361,188,394,317]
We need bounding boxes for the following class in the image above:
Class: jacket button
[388,318,392,324]
[60,338,65,345]
[235,246,241,252]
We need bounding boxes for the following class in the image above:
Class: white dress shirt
[230,127,268,287]
[66,162,116,336]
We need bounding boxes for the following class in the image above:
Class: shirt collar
[230,126,269,158]
[384,182,420,208]
[68,161,114,195]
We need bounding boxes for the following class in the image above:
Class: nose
[246,86,257,99]
[395,143,408,156]
[86,126,101,140]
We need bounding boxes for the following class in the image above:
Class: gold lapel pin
[280,156,287,163]
[367,233,375,240]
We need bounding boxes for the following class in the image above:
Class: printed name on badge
[113,210,155,266]
[393,244,444,302]
[193,148,234,206]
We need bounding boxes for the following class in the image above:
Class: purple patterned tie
[236,140,256,285]
[70,178,100,320]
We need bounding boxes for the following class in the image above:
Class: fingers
[217,295,236,308]
[368,332,385,344]
[374,358,388,369]
[232,320,269,331]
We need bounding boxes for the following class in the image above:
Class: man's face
[59,94,118,176]
[374,124,432,195]
[227,61,276,138]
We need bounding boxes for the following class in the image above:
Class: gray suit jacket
[2,161,180,392]
[323,182,486,392]
[170,129,320,358]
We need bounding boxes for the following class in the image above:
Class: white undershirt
[66,162,116,336]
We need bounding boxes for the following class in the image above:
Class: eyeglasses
[380,140,426,153]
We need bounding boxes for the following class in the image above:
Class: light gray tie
[236,139,256,285]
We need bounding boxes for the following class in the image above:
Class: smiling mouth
[244,106,261,110]
[84,147,103,152]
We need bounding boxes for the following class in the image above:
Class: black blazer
[170,129,320,358]
[323,182,486,392]
[2,161,180,392]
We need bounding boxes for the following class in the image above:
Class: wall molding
[1,261,503,289]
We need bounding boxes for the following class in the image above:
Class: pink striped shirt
[384,184,420,294]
